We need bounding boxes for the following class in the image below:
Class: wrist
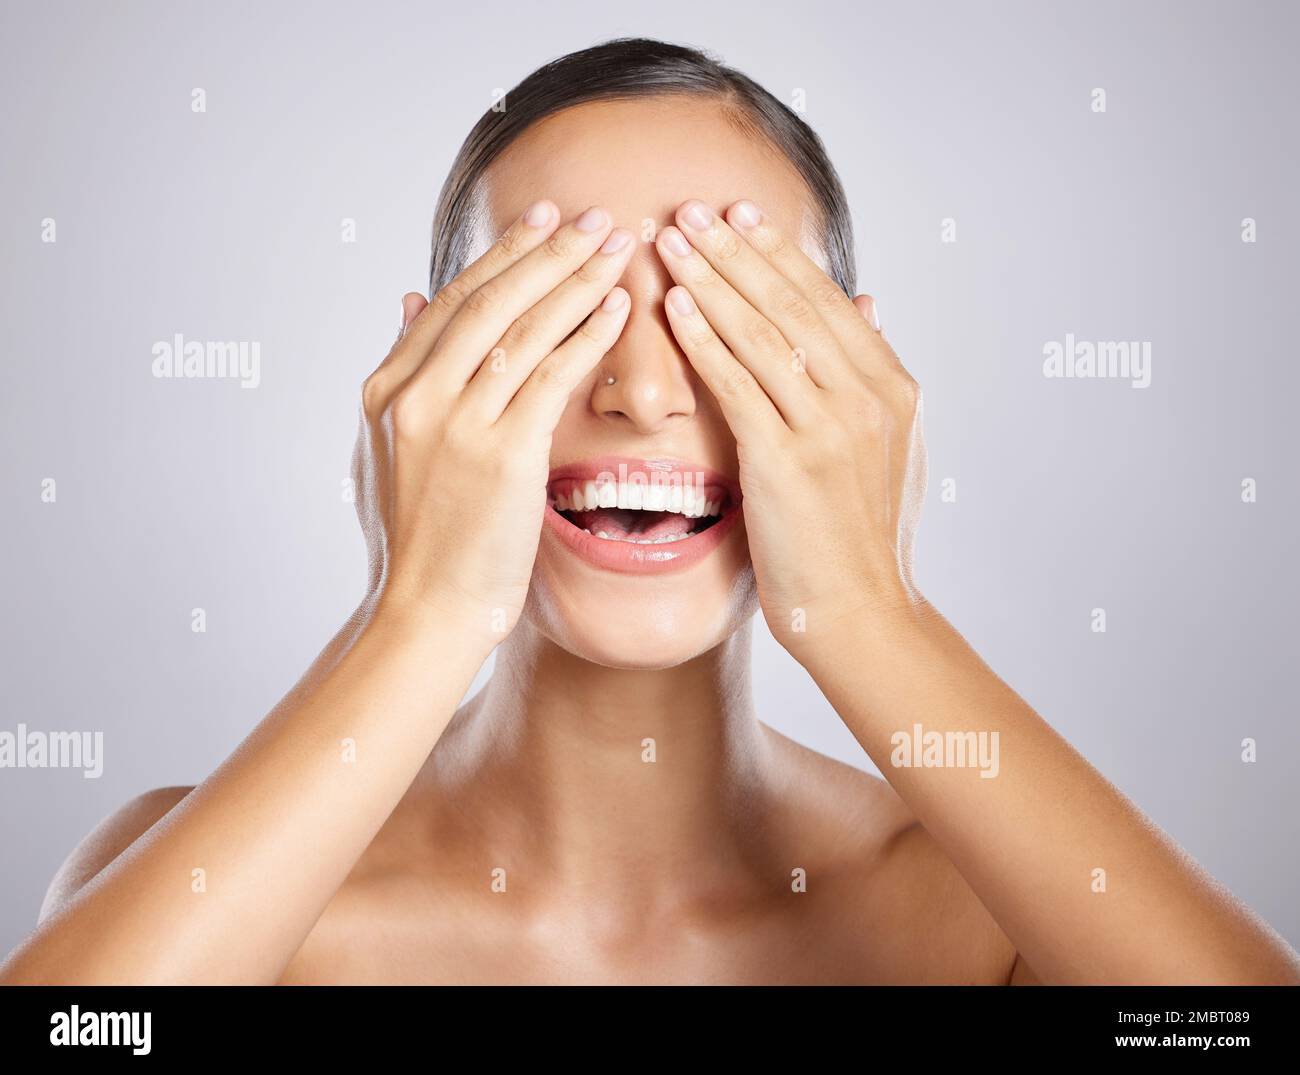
[367,583,503,664]
[788,580,937,677]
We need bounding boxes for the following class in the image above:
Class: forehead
[477,95,821,259]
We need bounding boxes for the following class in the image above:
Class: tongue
[570,508,693,541]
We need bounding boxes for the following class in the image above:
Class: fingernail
[602,288,629,311]
[681,200,713,230]
[661,228,691,257]
[600,228,631,254]
[524,200,554,228]
[668,287,695,316]
[576,207,608,232]
[732,200,762,227]
[870,299,881,332]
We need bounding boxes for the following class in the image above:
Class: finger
[849,291,919,412]
[724,199,899,377]
[361,292,430,419]
[673,199,847,389]
[660,284,790,444]
[399,292,427,340]
[502,287,631,433]
[406,198,560,351]
[415,205,617,394]
[655,225,819,428]
[459,227,636,422]
[364,200,560,409]
[851,294,881,334]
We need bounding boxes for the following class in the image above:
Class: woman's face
[476,96,824,669]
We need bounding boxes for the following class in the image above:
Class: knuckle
[501,313,538,351]
[575,317,607,345]
[712,230,743,262]
[759,228,789,260]
[685,323,717,351]
[533,358,569,389]
[807,276,846,309]
[573,258,605,286]
[772,286,815,325]
[465,280,505,316]
[431,277,470,315]
[684,261,716,288]
[495,225,529,260]
[896,371,921,408]
[543,231,575,261]
[720,364,758,398]
[387,390,427,438]
[741,316,781,351]
[361,372,389,415]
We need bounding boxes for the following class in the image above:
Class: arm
[0,199,635,984]
[652,195,1300,985]
[810,596,1300,984]
[3,602,484,985]
[38,786,194,923]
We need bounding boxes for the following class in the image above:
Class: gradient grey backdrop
[2,0,1297,958]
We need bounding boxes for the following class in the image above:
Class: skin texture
[3,97,1298,985]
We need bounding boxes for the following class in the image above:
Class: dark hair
[428,37,856,297]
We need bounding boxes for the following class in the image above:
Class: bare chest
[278,877,1008,985]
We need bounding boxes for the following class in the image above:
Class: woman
[3,37,1296,985]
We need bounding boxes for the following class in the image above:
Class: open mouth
[542,458,742,573]
[548,478,729,545]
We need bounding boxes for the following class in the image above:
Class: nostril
[592,357,697,431]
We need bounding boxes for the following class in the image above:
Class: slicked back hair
[428,37,856,299]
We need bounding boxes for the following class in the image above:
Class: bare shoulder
[41,785,195,921]
[760,724,1019,983]
[758,721,916,859]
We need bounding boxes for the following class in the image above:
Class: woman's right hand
[0,200,637,987]
[352,201,634,647]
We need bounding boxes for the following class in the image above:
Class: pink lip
[542,455,744,575]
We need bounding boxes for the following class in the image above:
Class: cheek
[552,387,591,431]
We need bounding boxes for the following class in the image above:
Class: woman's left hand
[654,198,929,666]
[656,201,1300,988]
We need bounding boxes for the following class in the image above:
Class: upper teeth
[551,481,721,518]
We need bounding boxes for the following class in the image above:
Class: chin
[523,544,759,670]
[519,455,760,668]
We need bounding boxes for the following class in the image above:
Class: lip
[542,455,744,575]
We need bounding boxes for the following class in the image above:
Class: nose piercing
[605,375,616,385]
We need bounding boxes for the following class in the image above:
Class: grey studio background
[2,0,1297,959]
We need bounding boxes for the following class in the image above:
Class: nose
[590,247,697,434]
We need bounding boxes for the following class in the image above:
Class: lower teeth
[587,529,691,544]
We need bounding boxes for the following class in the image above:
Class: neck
[436,617,778,911]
